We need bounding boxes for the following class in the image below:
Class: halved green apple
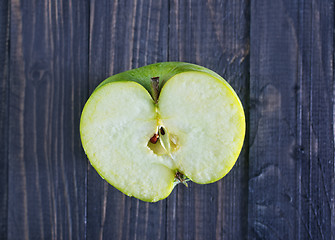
[80,62,245,202]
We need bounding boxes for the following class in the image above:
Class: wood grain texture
[0,0,9,239]
[248,0,334,239]
[3,0,335,239]
[168,0,250,239]
[8,0,89,239]
[88,0,169,239]
[297,1,335,238]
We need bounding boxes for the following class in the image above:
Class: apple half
[80,62,245,202]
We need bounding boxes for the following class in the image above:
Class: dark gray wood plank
[168,0,250,239]
[0,0,9,239]
[248,0,334,239]
[8,0,89,239]
[248,1,299,238]
[87,0,169,239]
[297,1,335,238]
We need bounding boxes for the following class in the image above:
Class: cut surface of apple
[80,62,245,202]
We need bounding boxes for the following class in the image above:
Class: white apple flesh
[80,63,245,202]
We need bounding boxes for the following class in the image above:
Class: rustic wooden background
[1,0,334,239]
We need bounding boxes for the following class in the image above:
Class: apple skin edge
[80,62,246,202]
[94,62,235,98]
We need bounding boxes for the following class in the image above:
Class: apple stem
[151,77,160,103]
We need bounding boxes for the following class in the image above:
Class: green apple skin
[80,62,245,202]
[94,62,234,98]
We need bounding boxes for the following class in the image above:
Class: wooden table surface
[1,0,334,239]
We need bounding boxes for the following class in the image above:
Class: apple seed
[149,133,159,144]
[159,127,165,135]
[159,126,171,155]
